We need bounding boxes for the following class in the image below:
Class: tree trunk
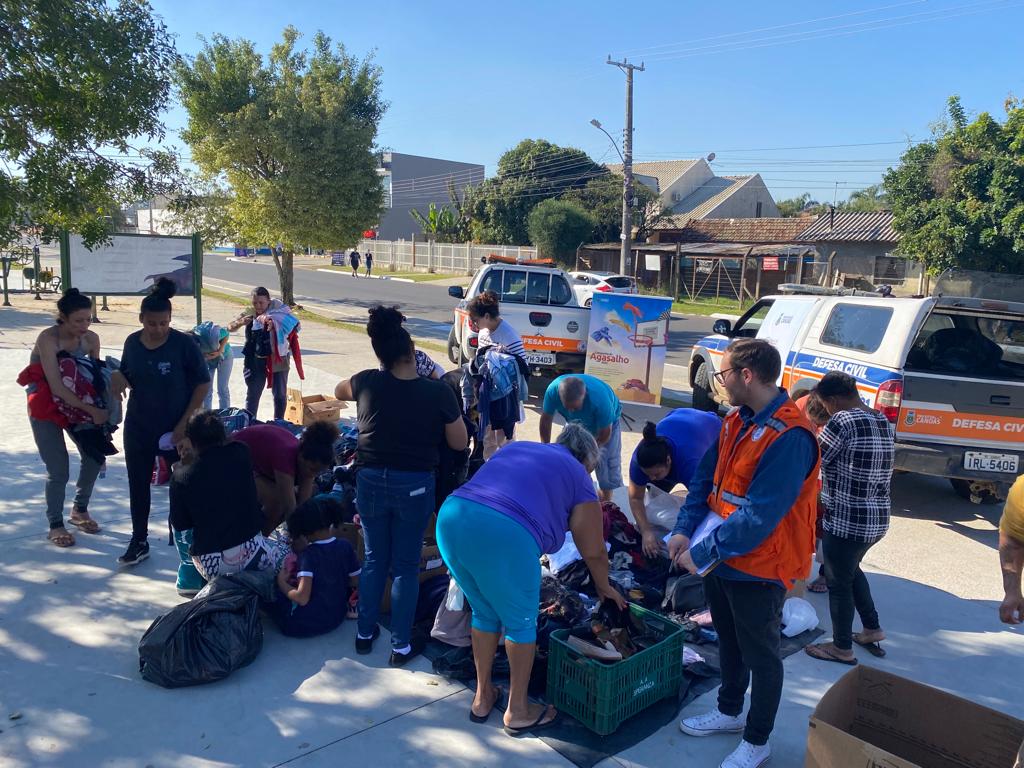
[273,250,296,306]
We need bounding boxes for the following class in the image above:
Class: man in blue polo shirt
[627,408,721,557]
[539,374,622,501]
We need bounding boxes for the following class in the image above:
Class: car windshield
[605,277,633,288]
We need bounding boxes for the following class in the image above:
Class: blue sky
[150,0,1024,203]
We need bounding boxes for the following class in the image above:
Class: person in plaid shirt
[805,372,893,665]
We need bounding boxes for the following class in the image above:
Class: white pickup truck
[447,258,591,375]
[689,274,1024,502]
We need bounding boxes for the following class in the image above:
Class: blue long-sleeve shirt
[672,389,818,583]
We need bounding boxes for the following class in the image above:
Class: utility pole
[608,56,643,276]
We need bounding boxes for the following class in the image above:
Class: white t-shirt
[478,319,526,360]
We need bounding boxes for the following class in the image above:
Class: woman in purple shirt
[436,424,625,736]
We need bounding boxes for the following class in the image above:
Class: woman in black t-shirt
[110,279,211,568]
[334,305,467,666]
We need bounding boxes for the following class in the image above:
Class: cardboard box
[806,666,1024,768]
[284,388,346,426]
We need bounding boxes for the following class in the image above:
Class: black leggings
[243,357,289,420]
[821,532,881,651]
[124,426,178,542]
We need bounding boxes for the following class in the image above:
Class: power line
[638,0,1020,62]
[615,0,927,56]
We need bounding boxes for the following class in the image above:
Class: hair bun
[641,421,658,441]
[63,287,81,298]
[366,304,405,338]
[150,277,177,300]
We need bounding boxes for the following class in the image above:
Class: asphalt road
[202,254,713,369]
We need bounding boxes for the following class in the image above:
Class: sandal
[504,704,557,737]
[48,528,75,548]
[805,642,858,666]
[853,632,887,658]
[68,507,101,534]
[470,686,505,724]
[808,577,828,593]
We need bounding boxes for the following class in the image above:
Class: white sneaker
[721,740,770,768]
[679,708,745,737]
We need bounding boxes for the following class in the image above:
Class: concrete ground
[1,291,1021,768]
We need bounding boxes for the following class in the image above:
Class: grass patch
[670,297,745,317]
[201,287,449,356]
[318,265,466,283]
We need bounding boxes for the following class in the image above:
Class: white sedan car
[568,271,637,307]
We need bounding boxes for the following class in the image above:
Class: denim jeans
[243,356,288,420]
[203,354,234,411]
[594,419,623,491]
[356,467,435,649]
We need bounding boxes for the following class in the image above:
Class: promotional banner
[585,292,673,406]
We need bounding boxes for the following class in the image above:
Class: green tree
[844,184,889,212]
[167,174,239,245]
[469,140,605,245]
[175,27,385,304]
[527,199,596,265]
[0,0,178,247]
[885,95,1024,274]
[775,193,820,217]
[560,173,671,244]
[410,179,472,241]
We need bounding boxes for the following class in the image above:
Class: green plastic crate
[546,603,684,735]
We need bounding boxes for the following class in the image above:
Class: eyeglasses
[714,368,739,385]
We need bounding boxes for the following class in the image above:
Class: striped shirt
[818,408,894,542]
[478,319,526,361]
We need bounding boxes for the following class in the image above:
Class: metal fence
[353,239,537,275]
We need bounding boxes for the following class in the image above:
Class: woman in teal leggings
[436,424,624,736]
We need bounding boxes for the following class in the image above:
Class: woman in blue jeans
[335,305,467,666]
[436,423,624,734]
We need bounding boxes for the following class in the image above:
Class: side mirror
[448,286,465,300]
[713,319,732,336]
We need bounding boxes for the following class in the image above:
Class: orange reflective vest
[707,397,820,587]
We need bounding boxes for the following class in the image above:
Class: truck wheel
[949,478,1000,505]
[447,328,461,365]
[585,298,592,308]
[692,362,716,412]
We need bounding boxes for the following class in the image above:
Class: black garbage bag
[138,570,274,688]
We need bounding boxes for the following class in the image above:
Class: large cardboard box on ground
[284,388,345,426]
[806,666,1024,768]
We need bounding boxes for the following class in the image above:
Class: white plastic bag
[444,579,465,612]
[781,597,819,638]
[645,486,685,530]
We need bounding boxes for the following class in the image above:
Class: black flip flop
[853,636,887,658]
[469,686,504,724]
[805,643,858,666]
[503,705,557,737]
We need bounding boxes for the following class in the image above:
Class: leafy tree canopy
[885,95,1024,274]
[469,140,605,245]
[175,26,385,303]
[527,198,596,266]
[0,0,178,247]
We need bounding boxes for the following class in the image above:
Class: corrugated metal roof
[796,211,900,242]
[661,216,816,242]
[605,159,699,194]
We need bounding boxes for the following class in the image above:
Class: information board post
[192,233,203,324]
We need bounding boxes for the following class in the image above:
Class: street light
[590,118,630,274]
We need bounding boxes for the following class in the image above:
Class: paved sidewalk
[1,293,1022,768]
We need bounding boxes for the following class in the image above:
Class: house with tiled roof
[648,216,814,245]
[795,210,912,290]
[606,158,779,225]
